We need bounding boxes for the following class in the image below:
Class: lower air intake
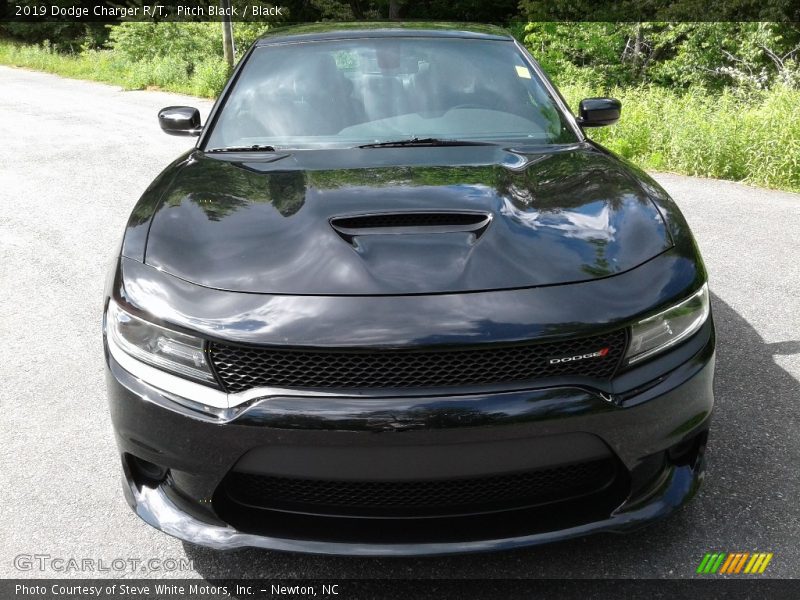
[222,458,618,518]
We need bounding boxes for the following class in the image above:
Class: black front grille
[223,459,617,517]
[209,330,627,393]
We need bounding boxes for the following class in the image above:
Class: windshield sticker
[515,65,532,79]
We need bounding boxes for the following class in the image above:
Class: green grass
[561,84,800,192]
[0,39,228,98]
[1,38,798,192]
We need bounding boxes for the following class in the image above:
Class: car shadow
[183,292,800,579]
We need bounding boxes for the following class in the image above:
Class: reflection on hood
[141,146,669,294]
[500,195,616,243]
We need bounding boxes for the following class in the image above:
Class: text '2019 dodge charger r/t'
[103,25,714,555]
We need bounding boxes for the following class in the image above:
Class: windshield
[205,37,579,150]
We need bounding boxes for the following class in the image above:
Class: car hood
[144,145,672,295]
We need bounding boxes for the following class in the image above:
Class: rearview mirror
[578,98,621,127]
[158,106,202,136]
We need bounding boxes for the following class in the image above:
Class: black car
[103,24,714,555]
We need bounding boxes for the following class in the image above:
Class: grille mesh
[224,459,617,517]
[209,330,626,393]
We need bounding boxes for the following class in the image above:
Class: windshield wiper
[358,137,493,149]
[207,144,277,153]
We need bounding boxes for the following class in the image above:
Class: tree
[220,0,234,69]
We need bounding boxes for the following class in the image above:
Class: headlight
[625,283,710,365]
[106,300,215,383]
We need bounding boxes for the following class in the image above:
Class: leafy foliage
[0,0,109,51]
[289,0,518,21]
[522,22,800,92]
[102,20,271,95]
[109,22,269,64]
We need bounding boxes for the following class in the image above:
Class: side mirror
[158,106,202,136]
[578,98,621,127]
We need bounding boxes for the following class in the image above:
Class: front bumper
[105,318,714,555]
[121,454,704,556]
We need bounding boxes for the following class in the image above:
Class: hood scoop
[144,148,673,295]
[330,211,492,244]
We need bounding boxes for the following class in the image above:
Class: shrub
[191,58,231,97]
[108,22,269,64]
[559,83,800,191]
[105,21,265,96]
[109,22,221,63]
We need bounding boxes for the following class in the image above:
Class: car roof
[254,22,514,45]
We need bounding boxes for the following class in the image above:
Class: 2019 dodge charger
[103,24,714,555]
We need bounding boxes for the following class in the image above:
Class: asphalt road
[1,66,799,581]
